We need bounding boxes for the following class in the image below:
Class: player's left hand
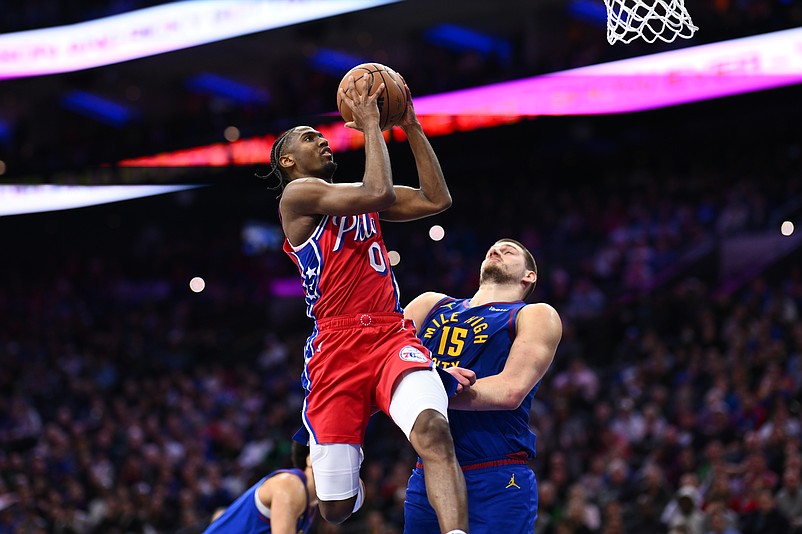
[446,367,476,394]
[396,80,420,129]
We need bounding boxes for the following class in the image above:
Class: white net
[604,0,698,44]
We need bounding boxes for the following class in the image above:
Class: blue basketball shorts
[403,463,538,534]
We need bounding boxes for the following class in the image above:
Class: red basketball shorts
[301,312,433,444]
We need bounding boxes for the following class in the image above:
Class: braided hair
[257,127,296,197]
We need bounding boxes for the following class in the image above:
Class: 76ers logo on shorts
[399,346,429,363]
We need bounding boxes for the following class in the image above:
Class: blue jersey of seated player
[405,297,540,534]
[204,468,315,534]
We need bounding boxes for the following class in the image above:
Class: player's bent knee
[319,498,356,524]
[412,408,450,439]
[410,409,454,457]
[389,368,448,440]
[310,442,363,507]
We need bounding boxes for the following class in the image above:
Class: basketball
[337,63,408,131]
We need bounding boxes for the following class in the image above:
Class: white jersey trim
[254,479,271,518]
[286,215,329,251]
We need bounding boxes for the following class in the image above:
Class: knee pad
[310,442,363,501]
[389,368,448,440]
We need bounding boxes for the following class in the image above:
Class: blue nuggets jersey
[203,469,314,534]
[418,297,539,464]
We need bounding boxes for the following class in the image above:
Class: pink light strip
[0,0,399,80]
[118,27,802,167]
[413,27,802,116]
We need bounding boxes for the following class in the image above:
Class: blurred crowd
[1,141,801,533]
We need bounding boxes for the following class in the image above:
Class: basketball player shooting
[262,73,470,534]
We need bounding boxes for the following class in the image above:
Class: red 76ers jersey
[283,212,403,320]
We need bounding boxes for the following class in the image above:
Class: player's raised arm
[281,176,394,219]
[280,74,394,217]
[380,86,452,222]
[273,76,399,245]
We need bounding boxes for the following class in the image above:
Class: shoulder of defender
[264,470,307,496]
[412,291,451,310]
[518,302,562,332]
[404,291,450,325]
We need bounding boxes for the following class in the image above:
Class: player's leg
[389,368,468,533]
[409,409,468,533]
[309,440,365,524]
[404,466,442,534]
[301,326,371,524]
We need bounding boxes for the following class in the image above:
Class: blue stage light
[61,91,136,127]
[186,73,269,105]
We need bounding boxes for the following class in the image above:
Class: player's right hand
[340,73,382,132]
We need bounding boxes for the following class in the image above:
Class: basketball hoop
[604,0,698,44]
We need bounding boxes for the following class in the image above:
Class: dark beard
[323,160,338,180]
[480,263,516,285]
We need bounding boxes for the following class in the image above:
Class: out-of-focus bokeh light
[224,126,241,142]
[429,225,445,241]
[781,221,794,236]
[388,250,401,266]
[189,276,206,293]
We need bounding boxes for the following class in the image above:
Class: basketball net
[604,0,698,44]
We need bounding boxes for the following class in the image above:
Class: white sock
[445,531,467,534]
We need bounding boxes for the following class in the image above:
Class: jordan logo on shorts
[506,474,520,489]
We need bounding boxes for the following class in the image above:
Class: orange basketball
[336,63,408,131]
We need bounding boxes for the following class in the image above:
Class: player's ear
[523,270,537,285]
[279,153,295,170]
[522,271,537,297]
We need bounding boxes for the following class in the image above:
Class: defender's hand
[446,367,477,394]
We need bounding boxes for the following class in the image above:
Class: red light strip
[117,115,521,167]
